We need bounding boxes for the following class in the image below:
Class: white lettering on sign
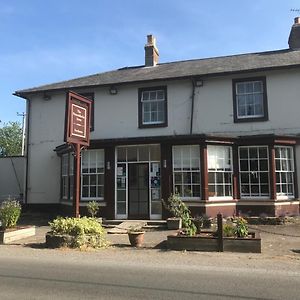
[70,103,87,138]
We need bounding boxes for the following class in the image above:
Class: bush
[49,217,108,249]
[87,201,100,218]
[234,217,249,237]
[0,199,21,229]
[162,194,196,236]
[223,223,235,237]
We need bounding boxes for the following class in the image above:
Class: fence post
[217,213,223,252]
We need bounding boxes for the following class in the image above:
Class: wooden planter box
[167,231,261,253]
[167,218,182,230]
[0,226,36,244]
[46,233,74,248]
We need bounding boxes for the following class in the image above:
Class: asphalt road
[0,247,300,300]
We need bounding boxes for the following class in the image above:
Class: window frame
[207,145,233,200]
[172,145,201,200]
[60,153,74,202]
[232,77,268,123]
[138,86,168,128]
[238,145,270,199]
[81,149,105,201]
[275,146,295,199]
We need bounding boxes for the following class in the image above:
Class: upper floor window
[138,86,167,128]
[233,77,268,123]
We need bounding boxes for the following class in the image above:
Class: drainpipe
[190,78,196,135]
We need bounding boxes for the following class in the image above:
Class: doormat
[107,221,147,234]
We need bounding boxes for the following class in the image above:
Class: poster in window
[151,176,160,188]
[151,189,160,200]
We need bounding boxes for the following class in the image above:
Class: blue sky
[0,0,299,124]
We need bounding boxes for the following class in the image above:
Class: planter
[46,232,74,248]
[167,231,261,253]
[0,226,36,244]
[167,217,182,230]
[128,231,145,247]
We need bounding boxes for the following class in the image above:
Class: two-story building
[14,18,300,219]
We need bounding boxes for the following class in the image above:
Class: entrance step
[105,220,167,234]
[107,221,147,234]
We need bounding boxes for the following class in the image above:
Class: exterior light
[109,86,118,95]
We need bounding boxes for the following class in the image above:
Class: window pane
[117,147,126,162]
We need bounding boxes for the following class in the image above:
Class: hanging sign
[65,91,92,146]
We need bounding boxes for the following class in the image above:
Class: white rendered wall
[25,68,300,204]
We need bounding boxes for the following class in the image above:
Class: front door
[128,163,149,219]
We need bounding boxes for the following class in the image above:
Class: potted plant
[163,194,196,236]
[127,226,145,247]
[87,201,102,224]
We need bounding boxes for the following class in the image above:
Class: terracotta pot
[128,231,145,247]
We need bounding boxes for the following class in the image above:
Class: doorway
[128,163,149,219]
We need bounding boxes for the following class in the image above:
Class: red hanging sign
[65,91,92,146]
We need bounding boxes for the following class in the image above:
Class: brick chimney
[144,34,159,67]
[289,17,300,49]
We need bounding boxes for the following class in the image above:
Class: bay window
[275,146,294,197]
[208,145,233,198]
[172,145,201,198]
[81,149,105,200]
[239,146,269,198]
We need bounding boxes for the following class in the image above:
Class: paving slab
[107,221,147,234]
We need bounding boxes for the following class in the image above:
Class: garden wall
[0,156,25,202]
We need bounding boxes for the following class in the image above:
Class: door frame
[128,162,149,220]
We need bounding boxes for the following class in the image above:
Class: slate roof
[15,48,300,96]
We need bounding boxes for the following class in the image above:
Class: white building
[14,18,300,219]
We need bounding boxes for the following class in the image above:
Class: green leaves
[163,194,197,236]
[87,201,100,218]
[234,217,249,237]
[0,198,21,229]
[49,217,109,249]
[0,122,22,157]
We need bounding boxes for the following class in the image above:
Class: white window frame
[275,146,295,199]
[141,89,166,125]
[239,146,270,199]
[81,149,105,201]
[172,145,201,200]
[208,145,233,200]
[61,154,69,200]
[235,80,265,119]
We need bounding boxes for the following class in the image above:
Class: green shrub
[223,223,235,237]
[234,217,248,237]
[49,217,108,249]
[87,201,100,218]
[0,198,21,229]
[162,194,196,236]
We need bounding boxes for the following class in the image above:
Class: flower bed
[167,231,261,253]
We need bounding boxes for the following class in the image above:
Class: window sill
[276,195,295,201]
[209,196,234,201]
[139,123,167,129]
[234,116,268,123]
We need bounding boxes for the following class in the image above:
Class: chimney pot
[295,17,300,24]
[144,34,159,67]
